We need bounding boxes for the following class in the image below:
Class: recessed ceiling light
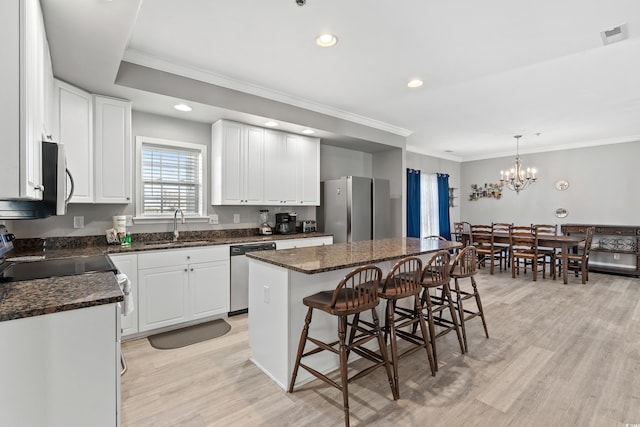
[174,103,192,112]
[301,129,315,134]
[316,33,338,47]
[407,79,423,88]
[264,121,279,127]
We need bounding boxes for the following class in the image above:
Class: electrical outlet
[73,216,84,229]
[233,214,240,223]
[263,286,270,303]
[125,215,133,227]
[614,253,621,260]
[209,214,219,225]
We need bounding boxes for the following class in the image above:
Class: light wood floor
[121,269,640,426]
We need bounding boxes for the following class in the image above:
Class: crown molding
[122,49,413,137]
[462,134,640,162]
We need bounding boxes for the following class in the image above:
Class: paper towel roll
[113,215,127,234]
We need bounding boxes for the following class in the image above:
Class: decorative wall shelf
[469,183,503,201]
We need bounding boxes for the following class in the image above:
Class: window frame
[134,136,208,222]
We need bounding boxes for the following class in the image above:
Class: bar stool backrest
[421,250,451,288]
[510,225,535,251]
[471,224,493,248]
[451,245,478,278]
[454,222,472,246]
[333,265,382,311]
[381,257,423,297]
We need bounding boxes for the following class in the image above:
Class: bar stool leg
[454,277,469,353]
[445,283,466,354]
[472,276,489,339]
[386,300,399,396]
[371,307,398,401]
[423,291,439,371]
[414,293,436,376]
[288,307,313,393]
[337,314,350,426]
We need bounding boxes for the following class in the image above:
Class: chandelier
[499,135,537,194]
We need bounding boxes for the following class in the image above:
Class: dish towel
[116,273,134,316]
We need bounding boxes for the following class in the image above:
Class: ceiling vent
[600,24,628,46]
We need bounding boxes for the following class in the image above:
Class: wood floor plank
[121,270,640,426]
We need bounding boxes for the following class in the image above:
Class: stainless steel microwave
[0,141,74,219]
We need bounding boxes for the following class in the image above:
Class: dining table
[487,232,585,284]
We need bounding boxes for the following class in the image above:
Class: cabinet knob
[184,269,188,272]
[190,268,194,272]
[187,256,191,259]
[126,197,130,201]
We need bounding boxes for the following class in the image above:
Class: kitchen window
[135,137,207,220]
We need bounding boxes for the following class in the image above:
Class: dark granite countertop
[246,237,461,274]
[0,231,331,322]
[10,232,332,259]
[0,272,123,322]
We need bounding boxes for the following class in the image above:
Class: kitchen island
[246,237,461,389]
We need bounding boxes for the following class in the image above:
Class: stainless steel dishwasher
[229,242,276,316]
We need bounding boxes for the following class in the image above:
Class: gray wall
[373,149,404,237]
[320,145,372,180]
[460,141,640,226]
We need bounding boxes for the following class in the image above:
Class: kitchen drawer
[138,245,229,269]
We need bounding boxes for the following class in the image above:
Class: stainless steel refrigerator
[317,176,391,243]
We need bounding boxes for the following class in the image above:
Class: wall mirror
[555,208,568,218]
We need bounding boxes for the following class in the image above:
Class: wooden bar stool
[418,250,465,371]
[288,265,396,427]
[449,245,489,353]
[375,257,435,398]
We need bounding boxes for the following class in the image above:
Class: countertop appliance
[258,209,272,235]
[0,141,74,219]
[275,213,297,234]
[229,242,276,316]
[317,176,391,243]
[301,220,317,233]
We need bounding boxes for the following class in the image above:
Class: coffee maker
[275,213,297,234]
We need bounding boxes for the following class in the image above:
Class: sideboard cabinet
[562,224,640,277]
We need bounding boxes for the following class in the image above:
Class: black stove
[0,255,118,283]
[0,225,117,283]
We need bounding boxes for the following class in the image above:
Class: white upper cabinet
[212,120,264,205]
[52,82,132,204]
[213,120,320,206]
[295,135,320,205]
[54,79,93,203]
[0,0,50,200]
[93,96,132,203]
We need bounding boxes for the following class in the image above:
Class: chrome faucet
[173,208,185,241]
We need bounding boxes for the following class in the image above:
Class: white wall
[460,141,640,226]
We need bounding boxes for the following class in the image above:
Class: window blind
[141,143,202,215]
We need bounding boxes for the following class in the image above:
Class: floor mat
[148,319,231,350]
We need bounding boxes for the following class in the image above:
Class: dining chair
[533,224,558,280]
[556,227,594,284]
[453,222,472,247]
[471,224,502,274]
[509,225,547,281]
[491,222,512,268]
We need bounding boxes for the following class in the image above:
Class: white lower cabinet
[275,236,333,250]
[137,246,230,332]
[109,253,138,337]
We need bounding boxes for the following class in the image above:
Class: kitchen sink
[142,240,211,249]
